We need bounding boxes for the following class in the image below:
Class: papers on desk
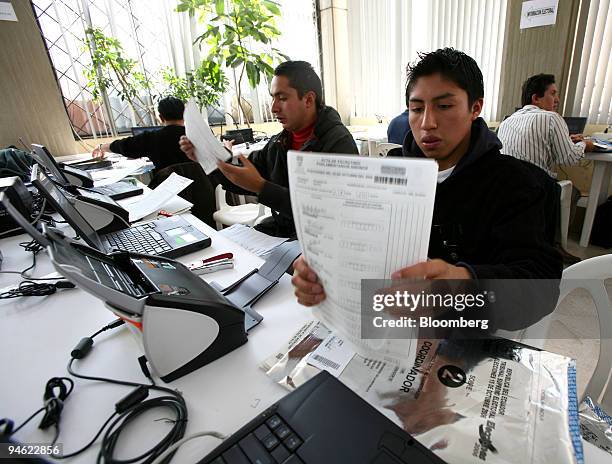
[122,173,192,222]
[92,158,150,186]
[262,321,581,464]
[218,224,289,258]
[184,100,231,174]
[288,151,437,362]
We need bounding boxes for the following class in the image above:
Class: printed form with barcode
[288,151,438,364]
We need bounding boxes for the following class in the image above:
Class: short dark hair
[521,74,555,107]
[274,61,323,109]
[405,48,484,107]
[158,96,185,120]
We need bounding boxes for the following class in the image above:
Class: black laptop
[563,117,587,135]
[32,167,211,259]
[198,371,444,464]
[31,144,142,200]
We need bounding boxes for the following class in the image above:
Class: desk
[0,216,608,463]
[580,152,612,247]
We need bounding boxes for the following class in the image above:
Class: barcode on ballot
[312,354,341,370]
[374,175,407,186]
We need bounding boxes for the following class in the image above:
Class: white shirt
[497,105,586,177]
[437,165,455,183]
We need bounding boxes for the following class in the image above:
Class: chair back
[372,142,402,157]
[149,162,216,229]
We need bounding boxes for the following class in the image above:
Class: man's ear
[159,114,166,123]
[471,98,484,120]
[530,93,539,105]
[304,91,316,108]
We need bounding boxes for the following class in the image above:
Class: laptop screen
[31,165,104,250]
[31,144,70,184]
[131,126,163,136]
[563,117,587,135]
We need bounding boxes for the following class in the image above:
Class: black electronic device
[131,126,163,136]
[32,165,210,258]
[31,144,142,200]
[63,158,113,171]
[222,128,254,144]
[563,116,588,135]
[198,371,445,464]
[0,176,35,236]
[32,164,129,235]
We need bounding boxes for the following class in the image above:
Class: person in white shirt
[497,74,594,263]
[497,73,594,177]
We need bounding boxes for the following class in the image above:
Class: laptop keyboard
[105,223,173,255]
[210,414,303,464]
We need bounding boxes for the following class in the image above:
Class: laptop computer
[198,370,444,464]
[563,117,587,135]
[31,144,142,200]
[32,167,211,259]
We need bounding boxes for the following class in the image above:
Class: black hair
[158,96,185,120]
[405,48,484,107]
[521,74,555,107]
[274,61,323,109]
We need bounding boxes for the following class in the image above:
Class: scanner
[32,164,129,234]
[1,192,301,383]
[30,144,143,200]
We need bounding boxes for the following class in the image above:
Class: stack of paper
[218,224,289,258]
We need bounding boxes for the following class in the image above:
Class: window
[33,0,320,139]
[348,0,508,122]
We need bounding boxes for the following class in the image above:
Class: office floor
[543,232,611,397]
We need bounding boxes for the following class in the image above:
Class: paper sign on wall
[520,0,559,29]
[0,0,18,22]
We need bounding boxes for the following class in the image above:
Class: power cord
[0,280,75,299]
[61,319,188,463]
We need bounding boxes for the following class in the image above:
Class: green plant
[161,60,228,111]
[176,0,290,126]
[83,27,154,124]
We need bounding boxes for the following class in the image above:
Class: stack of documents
[219,224,289,258]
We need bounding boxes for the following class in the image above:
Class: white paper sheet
[218,224,289,258]
[184,101,231,174]
[520,0,558,29]
[123,173,192,222]
[288,151,438,362]
[0,1,18,21]
[92,159,149,186]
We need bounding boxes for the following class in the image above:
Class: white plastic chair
[371,142,402,157]
[560,255,612,410]
[212,185,271,230]
[558,180,572,249]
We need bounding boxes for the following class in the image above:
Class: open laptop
[31,144,142,200]
[563,116,587,135]
[198,370,444,464]
[32,166,211,259]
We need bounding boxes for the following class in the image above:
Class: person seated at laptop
[387,108,409,144]
[179,61,359,238]
[497,74,595,264]
[497,74,594,175]
[92,96,190,171]
[292,48,562,331]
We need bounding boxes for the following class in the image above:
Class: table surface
[1,167,609,463]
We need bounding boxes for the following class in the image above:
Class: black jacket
[400,118,562,330]
[109,125,190,171]
[215,106,359,237]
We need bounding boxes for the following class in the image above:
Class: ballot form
[288,152,438,361]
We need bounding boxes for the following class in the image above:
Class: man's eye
[439,104,453,109]
[410,107,424,113]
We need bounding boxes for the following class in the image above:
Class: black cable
[59,320,187,463]
[0,280,75,299]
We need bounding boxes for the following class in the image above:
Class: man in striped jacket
[497,74,595,263]
[497,74,594,177]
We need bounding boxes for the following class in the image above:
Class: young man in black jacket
[92,96,190,171]
[180,61,358,238]
[292,48,562,331]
